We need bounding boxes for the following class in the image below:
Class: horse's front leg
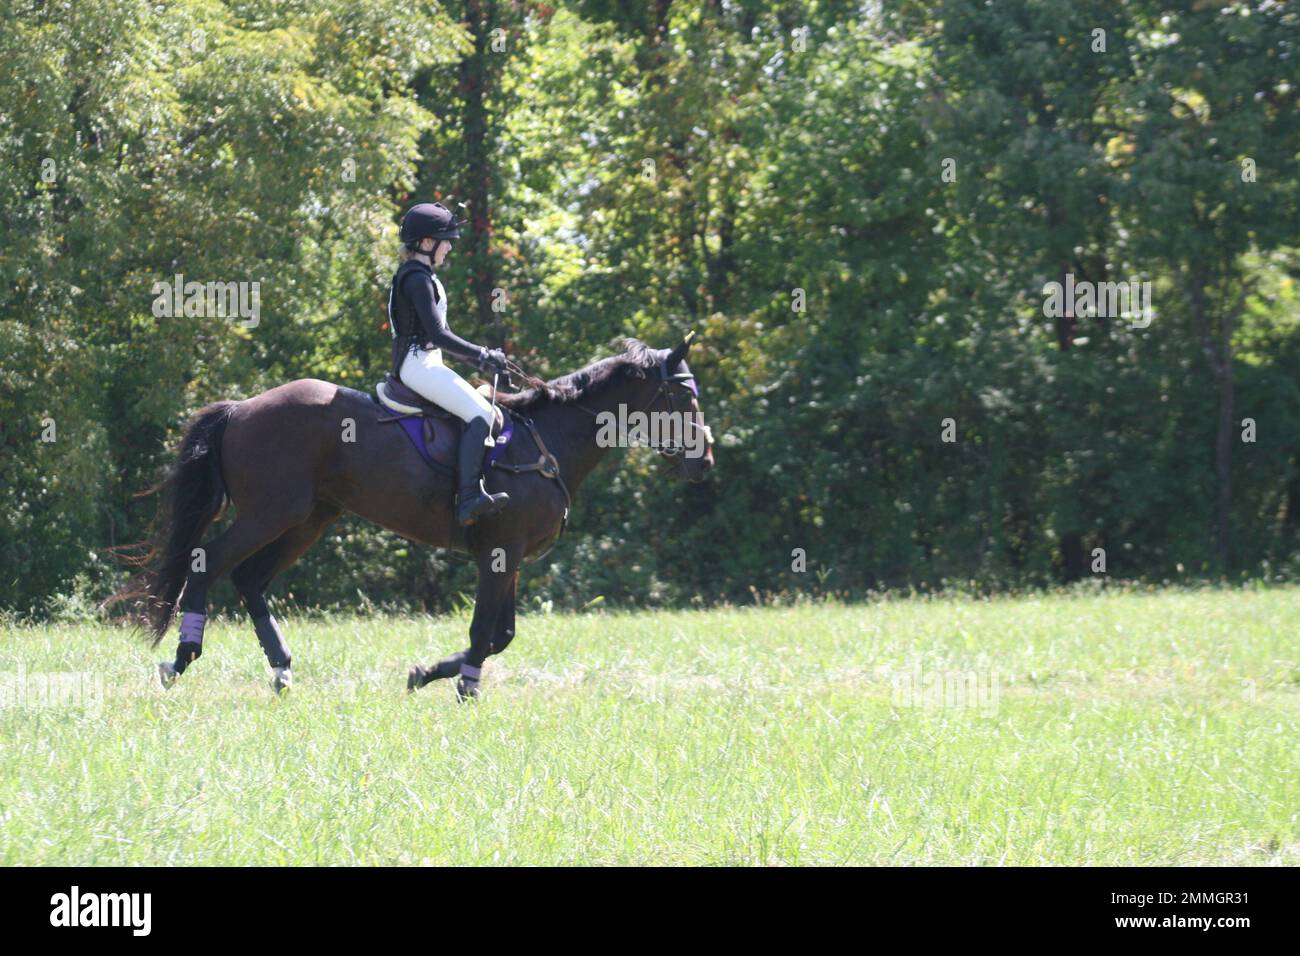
[489,571,518,657]
[456,552,520,700]
[407,549,519,697]
[408,646,468,692]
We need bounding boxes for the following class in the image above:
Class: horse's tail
[106,401,238,645]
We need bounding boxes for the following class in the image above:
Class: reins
[507,357,711,455]
[476,350,711,564]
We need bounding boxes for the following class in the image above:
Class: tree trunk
[1053,256,1085,581]
[1213,363,1234,570]
[1284,455,1300,553]
[1189,273,1240,572]
[459,0,505,344]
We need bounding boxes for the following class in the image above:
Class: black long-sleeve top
[387,259,484,373]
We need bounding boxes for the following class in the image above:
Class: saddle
[374,374,511,476]
[376,374,504,431]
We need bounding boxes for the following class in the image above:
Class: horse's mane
[497,338,664,412]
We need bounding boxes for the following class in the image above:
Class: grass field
[0,588,1295,865]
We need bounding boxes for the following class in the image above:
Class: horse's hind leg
[231,504,340,693]
[164,503,314,683]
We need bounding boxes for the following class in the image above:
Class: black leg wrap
[172,641,202,675]
[253,615,291,669]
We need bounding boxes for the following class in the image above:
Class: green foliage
[0,0,1297,617]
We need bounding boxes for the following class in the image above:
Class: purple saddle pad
[394,414,514,475]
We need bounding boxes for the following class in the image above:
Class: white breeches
[398,348,494,426]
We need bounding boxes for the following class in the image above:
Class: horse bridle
[483,356,713,562]
[503,356,713,457]
[646,357,714,458]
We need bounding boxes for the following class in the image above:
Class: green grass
[0,588,1296,865]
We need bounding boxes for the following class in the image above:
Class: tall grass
[0,589,1294,864]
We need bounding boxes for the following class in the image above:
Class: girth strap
[489,415,570,562]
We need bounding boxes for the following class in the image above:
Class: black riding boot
[455,417,509,526]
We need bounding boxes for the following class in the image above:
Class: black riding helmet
[400,201,462,247]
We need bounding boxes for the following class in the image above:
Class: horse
[109,336,713,698]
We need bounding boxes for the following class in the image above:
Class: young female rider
[388,202,510,526]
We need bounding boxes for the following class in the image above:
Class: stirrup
[456,483,509,526]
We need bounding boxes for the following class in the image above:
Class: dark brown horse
[111,337,712,697]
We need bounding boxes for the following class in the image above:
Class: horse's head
[651,333,714,482]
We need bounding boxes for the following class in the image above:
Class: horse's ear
[665,330,695,368]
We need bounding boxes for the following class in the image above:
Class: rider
[388,201,510,526]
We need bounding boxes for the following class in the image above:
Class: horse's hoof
[271,667,292,695]
[407,665,429,693]
[455,678,480,702]
[158,661,179,690]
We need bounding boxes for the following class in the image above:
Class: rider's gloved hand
[478,347,509,376]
